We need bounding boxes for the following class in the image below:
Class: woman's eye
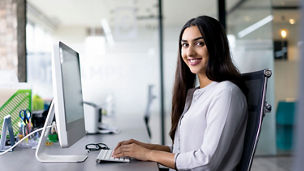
[196,41,205,46]
[181,43,189,47]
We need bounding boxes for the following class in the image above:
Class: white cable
[0,126,52,156]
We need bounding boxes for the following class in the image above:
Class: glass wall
[26,20,53,98]
[272,1,300,155]
[26,0,160,140]
[227,0,276,155]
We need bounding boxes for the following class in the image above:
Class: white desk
[0,114,158,171]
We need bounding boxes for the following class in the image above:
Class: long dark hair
[170,16,245,141]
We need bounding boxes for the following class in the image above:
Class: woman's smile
[188,58,202,66]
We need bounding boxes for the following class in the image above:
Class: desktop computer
[35,41,87,162]
[35,41,129,163]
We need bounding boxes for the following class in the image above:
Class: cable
[0,126,52,156]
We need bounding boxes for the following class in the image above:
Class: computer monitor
[52,41,86,147]
[36,41,87,162]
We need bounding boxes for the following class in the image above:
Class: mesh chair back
[237,69,271,171]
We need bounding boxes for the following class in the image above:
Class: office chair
[237,69,272,171]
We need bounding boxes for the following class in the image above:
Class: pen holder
[16,121,39,149]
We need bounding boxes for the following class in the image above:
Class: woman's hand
[113,139,139,151]
[112,139,176,168]
[112,139,152,161]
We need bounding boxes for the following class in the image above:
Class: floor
[251,156,293,171]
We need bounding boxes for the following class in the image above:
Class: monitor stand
[35,102,88,162]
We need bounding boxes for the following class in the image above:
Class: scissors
[19,109,31,125]
[19,109,32,135]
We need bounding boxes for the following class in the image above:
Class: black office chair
[237,69,272,171]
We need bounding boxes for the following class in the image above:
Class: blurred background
[0,0,300,170]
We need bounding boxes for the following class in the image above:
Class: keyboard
[96,149,130,163]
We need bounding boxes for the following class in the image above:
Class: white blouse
[171,81,247,171]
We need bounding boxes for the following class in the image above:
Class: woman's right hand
[113,139,145,153]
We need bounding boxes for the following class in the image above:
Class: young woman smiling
[113,16,248,171]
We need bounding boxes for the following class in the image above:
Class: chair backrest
[237,69,272,171]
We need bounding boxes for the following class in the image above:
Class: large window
[26,21,53,98]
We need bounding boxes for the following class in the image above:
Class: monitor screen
[52,42,86,147]
[35,42,88,162]
[60,47,84,125]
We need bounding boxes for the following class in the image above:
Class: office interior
[0,0,302,170]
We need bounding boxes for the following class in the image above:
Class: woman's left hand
[112,143,152,161]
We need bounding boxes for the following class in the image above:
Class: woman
[113,16,247,171]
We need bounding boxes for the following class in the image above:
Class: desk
[0,114,158,171]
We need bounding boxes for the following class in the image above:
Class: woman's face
[181,26,209,75]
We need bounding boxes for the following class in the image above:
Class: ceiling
[27,0,241,28]
[27,0,300,36]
